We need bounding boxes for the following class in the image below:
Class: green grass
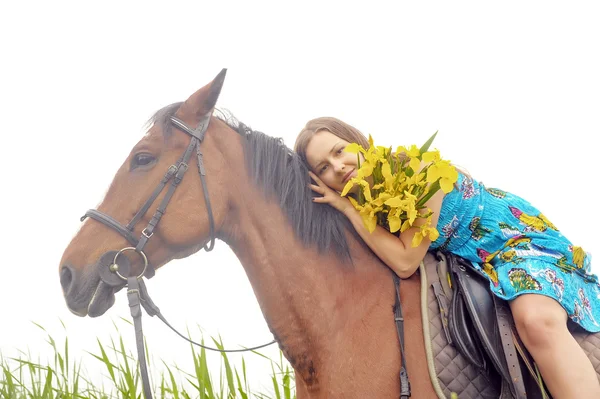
[0,322,295,399]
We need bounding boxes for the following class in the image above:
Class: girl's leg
[510,294,600,399]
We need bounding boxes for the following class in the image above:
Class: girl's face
[305,130,360,193]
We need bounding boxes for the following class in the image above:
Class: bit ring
[112,247,148,280]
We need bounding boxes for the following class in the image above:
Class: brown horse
[59,70,439,397]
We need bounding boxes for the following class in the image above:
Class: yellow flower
[358,162,374,178]
[409,157,421,173]
[358,203,379,233]
[388,214,401,233]
[341,180,355,197]
[344,143,364,155]
[372,192,392,207]
[572,246,586,269]
[339,132,455,242]
[422,150,440,163]
[396,144,420,158]
[412,221,440,247]
[381,162,394,191]
[427,160,458,193]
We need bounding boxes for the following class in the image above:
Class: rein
[393,274,411,399]
[80,114,276,399]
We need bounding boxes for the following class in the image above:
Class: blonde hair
[294,117,369,167]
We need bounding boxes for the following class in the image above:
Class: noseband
[80,114,276,399]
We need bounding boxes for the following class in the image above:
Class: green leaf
[419,130,438,154]
[212,336,235,395]
[416,180,441,207]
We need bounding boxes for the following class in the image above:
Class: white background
[1,0,599,395]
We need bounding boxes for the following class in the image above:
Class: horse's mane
[149,103,358,262]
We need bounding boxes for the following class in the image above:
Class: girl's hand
[308,171,352,214]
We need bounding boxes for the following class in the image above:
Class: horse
[60,70,600,398]
[59,69,436,398]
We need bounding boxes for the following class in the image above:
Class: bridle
[80,113,276,399]
[82,113,216,271]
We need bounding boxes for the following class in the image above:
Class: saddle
[429,251,548,399]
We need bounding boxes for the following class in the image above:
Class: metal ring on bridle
[111,247,149,280]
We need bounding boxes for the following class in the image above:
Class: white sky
[1,0,599,395]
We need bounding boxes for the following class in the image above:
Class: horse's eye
[131,153,156,170]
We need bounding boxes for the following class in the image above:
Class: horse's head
[60,69,236,317]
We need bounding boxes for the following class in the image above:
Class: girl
[294,116,600,398]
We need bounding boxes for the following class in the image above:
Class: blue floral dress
[430,172,600,332]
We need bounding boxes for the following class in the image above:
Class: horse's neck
[221,182,400,395]
[209,131,413,396]
[225,193,340,353]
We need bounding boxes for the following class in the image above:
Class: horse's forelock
[145,102,184,139]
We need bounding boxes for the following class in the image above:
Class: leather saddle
[434,251,548,399]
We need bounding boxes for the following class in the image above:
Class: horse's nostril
[60,265,74,293]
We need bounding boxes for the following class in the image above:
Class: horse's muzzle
[60,252,128,317]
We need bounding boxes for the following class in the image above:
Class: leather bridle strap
[126,165,178,231]
[393,274,411,399]
[133,126,199,253]
[127,276,153,399]
[170,115,216,251]
[83,210,140,248]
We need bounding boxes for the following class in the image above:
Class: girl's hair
[294,117,370,167]
[295,116,471,181]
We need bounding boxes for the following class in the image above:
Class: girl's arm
[309,171,444,278]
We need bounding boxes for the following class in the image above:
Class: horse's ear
[179,68,227,121]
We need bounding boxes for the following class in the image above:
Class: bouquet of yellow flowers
[341,132,458,247]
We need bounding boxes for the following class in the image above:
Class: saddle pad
[568,322,600,384]
[422,252,600,398]
[421,253,500,398]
